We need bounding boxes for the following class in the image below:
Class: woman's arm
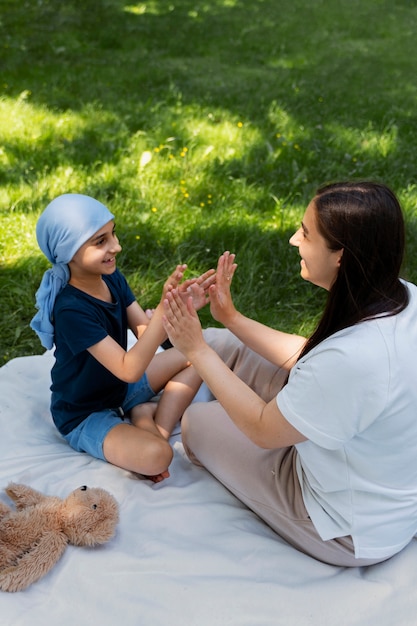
[209,252,306,370]
[222,312,305,371]
[163,290,306,449]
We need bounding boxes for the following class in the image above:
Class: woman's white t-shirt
[277,281,417,559]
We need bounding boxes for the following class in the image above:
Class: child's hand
[178,268,216,311]
[161,264,188,300]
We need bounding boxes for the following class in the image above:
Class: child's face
[69,220,122,278]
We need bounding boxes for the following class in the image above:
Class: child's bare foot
[133,468,171,483]
[147,469,170,483]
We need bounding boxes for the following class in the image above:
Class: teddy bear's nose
[80,485,87,491]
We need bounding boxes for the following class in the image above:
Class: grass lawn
[1,0,417,361]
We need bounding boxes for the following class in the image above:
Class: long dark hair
[298,181,409,360]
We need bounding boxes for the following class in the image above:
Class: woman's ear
[336,249,344,266]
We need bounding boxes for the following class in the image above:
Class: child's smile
[69,221,122,282]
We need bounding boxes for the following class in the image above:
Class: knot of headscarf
[30,194,114,350]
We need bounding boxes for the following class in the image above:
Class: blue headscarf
[30,194,114,350]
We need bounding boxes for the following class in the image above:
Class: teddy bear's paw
[5,484,47,510]
[0,531,68,592]
[0,566,31,593]
[0,547,18,571]
[0,501,12,518]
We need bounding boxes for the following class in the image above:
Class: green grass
[1,0,417,362]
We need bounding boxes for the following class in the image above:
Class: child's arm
[87,265,188,383]
[128,302,151,340]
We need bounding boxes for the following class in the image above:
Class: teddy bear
[0,483,119,592]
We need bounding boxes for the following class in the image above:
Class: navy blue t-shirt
[50,270,136,435]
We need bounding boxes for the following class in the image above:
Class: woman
[162,181,417,566]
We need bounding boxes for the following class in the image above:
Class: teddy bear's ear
[64,490,119,546]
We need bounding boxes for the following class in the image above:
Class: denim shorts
[63,373,155,461]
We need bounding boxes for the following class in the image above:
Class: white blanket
[0,350,416,625]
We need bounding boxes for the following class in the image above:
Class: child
[30,193,213,482]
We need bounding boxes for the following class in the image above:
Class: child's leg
[129,402,158,433]
[143,348,202,439]
[102,421,173,482]
[153,365,202,439]
[145,347,191,394]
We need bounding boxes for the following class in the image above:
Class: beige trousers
[182,328,385,567]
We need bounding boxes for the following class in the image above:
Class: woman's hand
[209,251,238,326]
[162,289,206,359]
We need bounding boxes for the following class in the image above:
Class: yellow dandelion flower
[151,207,157,213]
[200,202,205,207]
[237,121,243,128]
[136,235,140,240]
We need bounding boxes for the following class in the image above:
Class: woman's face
[289,200,343,290]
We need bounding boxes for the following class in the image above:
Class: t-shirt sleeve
[277,338,389,450]
[53,270,134,355]
[54,304,109,355]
